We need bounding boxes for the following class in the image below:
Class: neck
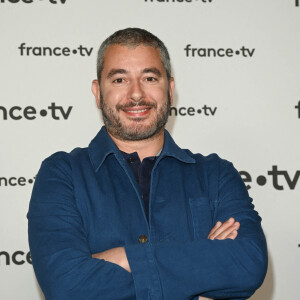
[108,129,165,161]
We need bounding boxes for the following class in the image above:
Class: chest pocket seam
[189,196,213,240]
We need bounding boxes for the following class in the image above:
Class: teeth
[127,109,148,113]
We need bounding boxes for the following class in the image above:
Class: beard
[99,92,171,141]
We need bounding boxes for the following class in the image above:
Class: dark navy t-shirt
[120,151,158,221]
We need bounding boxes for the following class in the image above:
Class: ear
[91,79,101,109]
[168,77,175,106]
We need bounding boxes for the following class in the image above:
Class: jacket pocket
[189,197,213,240]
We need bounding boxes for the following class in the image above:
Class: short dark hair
[96,28,171,83]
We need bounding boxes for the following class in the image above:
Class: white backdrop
[0,0,299,299]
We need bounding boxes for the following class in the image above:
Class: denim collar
[88,126,195,172]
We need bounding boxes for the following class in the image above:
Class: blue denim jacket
[27,126,267,300]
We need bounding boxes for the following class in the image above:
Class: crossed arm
[92,217,241,300]
[92,217,240,272]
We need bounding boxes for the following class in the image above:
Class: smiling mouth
[126,108,149,113]
[122,107,152,117]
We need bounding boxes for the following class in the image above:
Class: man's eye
[113,78,125,83]
[145,77,157,82]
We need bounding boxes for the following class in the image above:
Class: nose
[129,81,145,102]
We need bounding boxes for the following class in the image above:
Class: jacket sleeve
[27,153,136,300]
[125,160,268,300]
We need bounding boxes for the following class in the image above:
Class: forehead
[102,44,166,74]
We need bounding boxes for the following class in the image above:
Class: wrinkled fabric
[27,126,267,300]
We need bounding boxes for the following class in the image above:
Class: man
[27,28,267,300]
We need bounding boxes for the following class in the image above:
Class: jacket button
[138,235,148,244]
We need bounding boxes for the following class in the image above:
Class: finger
[210,220,239,240]
[214,222,240,240]
[226,230,238,240]
[207,221,222,239]
[209,218,235,240]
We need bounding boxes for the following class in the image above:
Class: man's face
[92,44,174,141]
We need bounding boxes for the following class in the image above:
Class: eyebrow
[142,68,162,77]
[106,69,127,79]
[106,67,163,79]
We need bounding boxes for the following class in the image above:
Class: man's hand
[208,217,240,240]
[92,247,131,273]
